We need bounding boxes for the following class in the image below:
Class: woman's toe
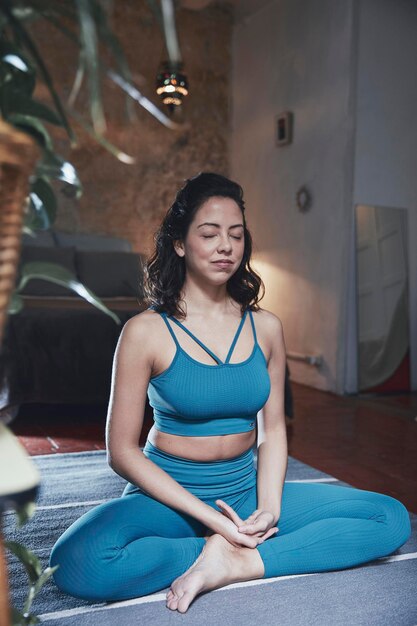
[177,591,193,613]
[167,595,179,610]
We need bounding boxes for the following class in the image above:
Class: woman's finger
[215,499,245,527]
[238,519,268,533]
[243,536,261,549]
[229,532,260,549]
[240,510,276,530]
[244,509,261,523]
[259,527,279,542]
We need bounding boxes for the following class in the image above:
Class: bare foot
[166,534,264,613]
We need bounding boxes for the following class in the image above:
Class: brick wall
[33,1,232,254]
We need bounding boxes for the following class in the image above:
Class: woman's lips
[212,261,233,269]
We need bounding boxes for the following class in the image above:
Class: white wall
[350,0,417,390]
[231,0,356,393]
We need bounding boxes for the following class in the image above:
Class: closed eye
[202,235,242,240]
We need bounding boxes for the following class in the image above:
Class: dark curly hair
[143,172,265,318]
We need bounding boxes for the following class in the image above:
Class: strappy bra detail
[159,308,255,366]
[147,306,271,437]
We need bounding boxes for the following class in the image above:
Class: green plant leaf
[5,541,42,584]
[75,0,106,134]
[69,108,135,164]
[68,48,86,108]
[23,584,36,617]
[30,6,134,123]
[2,3,75,142]
[158,0,182,64]
[10,5,38,23]
[88,0,135,121]
[0,40,36,97]
[107,68,179,129]
[36,150,82,198]
[34,565,59,595]
[10,606,35,626]
[27,177,57,230]
[16,262,122,324]
[8,291,24,315]
[23,9,86,110]
[21,225,38,237]
[8,113,53,150]
[19,612,40,625]
[15,501,37,528]
[10,606,23,626]
[4,91,63,125]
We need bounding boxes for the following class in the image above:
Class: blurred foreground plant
[6,528,58,625]
[0,0,183,322]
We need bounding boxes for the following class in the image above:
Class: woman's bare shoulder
[120,308,163,342]
[252,308,285,363]
[252,307,283,334]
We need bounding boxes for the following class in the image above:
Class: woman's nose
[218,234,232,251]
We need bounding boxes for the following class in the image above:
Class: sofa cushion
[21,229,58,247]
[56,231,132,252]
[75,251,144,298]
[17,246,78,296]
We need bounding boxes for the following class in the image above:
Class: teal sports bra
[147,307,271,437]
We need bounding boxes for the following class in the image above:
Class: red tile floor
[11,383,417,513]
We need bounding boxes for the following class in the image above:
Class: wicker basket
[0,118,38,346]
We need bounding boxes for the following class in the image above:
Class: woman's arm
[105,313,263,548]
[255,313,288,523]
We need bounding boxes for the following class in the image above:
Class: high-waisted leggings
[50,442,411,602]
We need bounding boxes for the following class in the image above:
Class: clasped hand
[214,499,279,549]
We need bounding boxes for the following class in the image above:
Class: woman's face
[174,196,245,284]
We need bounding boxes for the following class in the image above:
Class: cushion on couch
[56,231,132,252]
[75,251,144,298]
[21,229,58,247]
[17,246,78,296]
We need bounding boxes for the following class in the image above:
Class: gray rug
[4,450,417,625]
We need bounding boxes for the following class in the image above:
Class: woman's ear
[173,240,185,257]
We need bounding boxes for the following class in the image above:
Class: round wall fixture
[296,185,312,212]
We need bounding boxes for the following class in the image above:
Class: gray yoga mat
[4,450,417,625]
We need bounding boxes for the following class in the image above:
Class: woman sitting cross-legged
[50,172,411,613]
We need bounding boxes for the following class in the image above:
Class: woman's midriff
[146,425,257,461]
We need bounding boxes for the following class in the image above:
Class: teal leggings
[50,442,411,602]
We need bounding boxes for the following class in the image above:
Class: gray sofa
[0,230,147,418]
